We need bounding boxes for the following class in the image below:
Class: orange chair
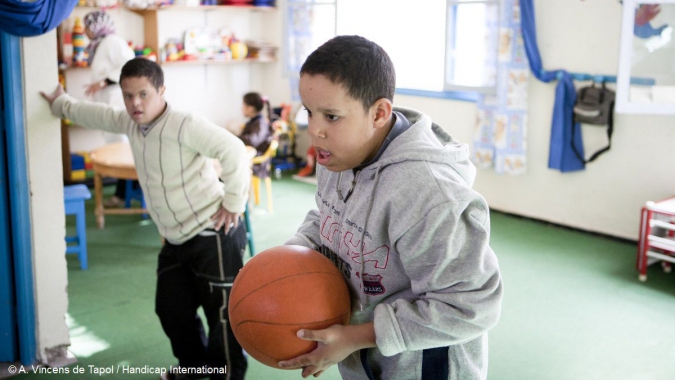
[251,139,279,213]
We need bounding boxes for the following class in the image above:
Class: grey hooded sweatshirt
[286,107,503,380]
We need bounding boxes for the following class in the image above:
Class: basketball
[228,245,351,369]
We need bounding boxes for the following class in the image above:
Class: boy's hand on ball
[278,324,351,378]
[278,323,376,378]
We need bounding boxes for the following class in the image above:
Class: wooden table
[89,141,147,228]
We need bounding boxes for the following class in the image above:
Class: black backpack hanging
[571,81,615,164]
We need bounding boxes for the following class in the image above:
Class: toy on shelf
[252,0,275,6]
[271,103,302,178]
[225,0,253,5]
[133,44,157,61]
[60,24,74,66]
[72,17,88,67]
[161,28,262,63]
[70,151,94,182]
[124,0,175,7]
[95,0,120,7]
[162,39,182,62]
[184,27,221,59]
[230,37,248,60]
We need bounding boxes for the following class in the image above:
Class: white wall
[470,0,675,240]
[250,5,291,107]
[258,0,675,241]
[22,32,71,364]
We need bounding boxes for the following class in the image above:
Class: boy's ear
[371,98,393,129]
[158,85,166,97]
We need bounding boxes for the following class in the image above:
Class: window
[445,1,499,93]
[285,0,337,74]
[285,0,499,97]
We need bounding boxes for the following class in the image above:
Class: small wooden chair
[637,196,675,281]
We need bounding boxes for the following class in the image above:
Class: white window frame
[444,0,499,95]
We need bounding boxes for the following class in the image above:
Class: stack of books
[245,40,277,61]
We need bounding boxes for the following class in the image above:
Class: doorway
[0,30,36,366]
[0,30,19,363]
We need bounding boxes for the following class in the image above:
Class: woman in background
[83,10,136,208]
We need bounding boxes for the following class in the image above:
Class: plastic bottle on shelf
[72,17,88,67]
[62,25,73,66]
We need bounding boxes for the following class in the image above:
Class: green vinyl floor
[11,174,675,380]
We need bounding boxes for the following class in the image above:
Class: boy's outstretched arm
[40,84,65,107]
[278,322,376,378]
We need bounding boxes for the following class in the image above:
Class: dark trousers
[156,223,248,380]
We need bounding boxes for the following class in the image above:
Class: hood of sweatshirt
[327,107,481,317]
[360,106,476,188]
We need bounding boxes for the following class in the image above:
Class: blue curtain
[521,0,585,172]
[0,0,78,37]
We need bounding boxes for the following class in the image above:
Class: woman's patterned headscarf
[83,11,116,64]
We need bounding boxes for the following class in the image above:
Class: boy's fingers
[211,210,224,231]
[297,329,322,342]
[283,355,313,368]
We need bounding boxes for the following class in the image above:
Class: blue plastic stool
[243,203,255,256]
[64,184,92,270]
[124,180,147,219]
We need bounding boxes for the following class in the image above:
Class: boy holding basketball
[281,35,503,379]
[41,58,250,380]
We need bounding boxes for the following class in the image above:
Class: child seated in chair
[239,92,275,178]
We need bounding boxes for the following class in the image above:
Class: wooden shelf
[128,4,276,13]
[73,5,122,10]
[59,58,275,69]
[60,65,90,71]
[137,5,277,65]
[160,58,276,66]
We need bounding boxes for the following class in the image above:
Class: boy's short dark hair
[300,35,395,112]
[120,58,164,90]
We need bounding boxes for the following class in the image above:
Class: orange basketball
[228,245,351,369]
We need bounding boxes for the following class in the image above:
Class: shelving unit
[129,4,276,65]
[58,2,279,183]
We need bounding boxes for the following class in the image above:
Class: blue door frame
[0,30,37,366]
[0,31,18,362]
